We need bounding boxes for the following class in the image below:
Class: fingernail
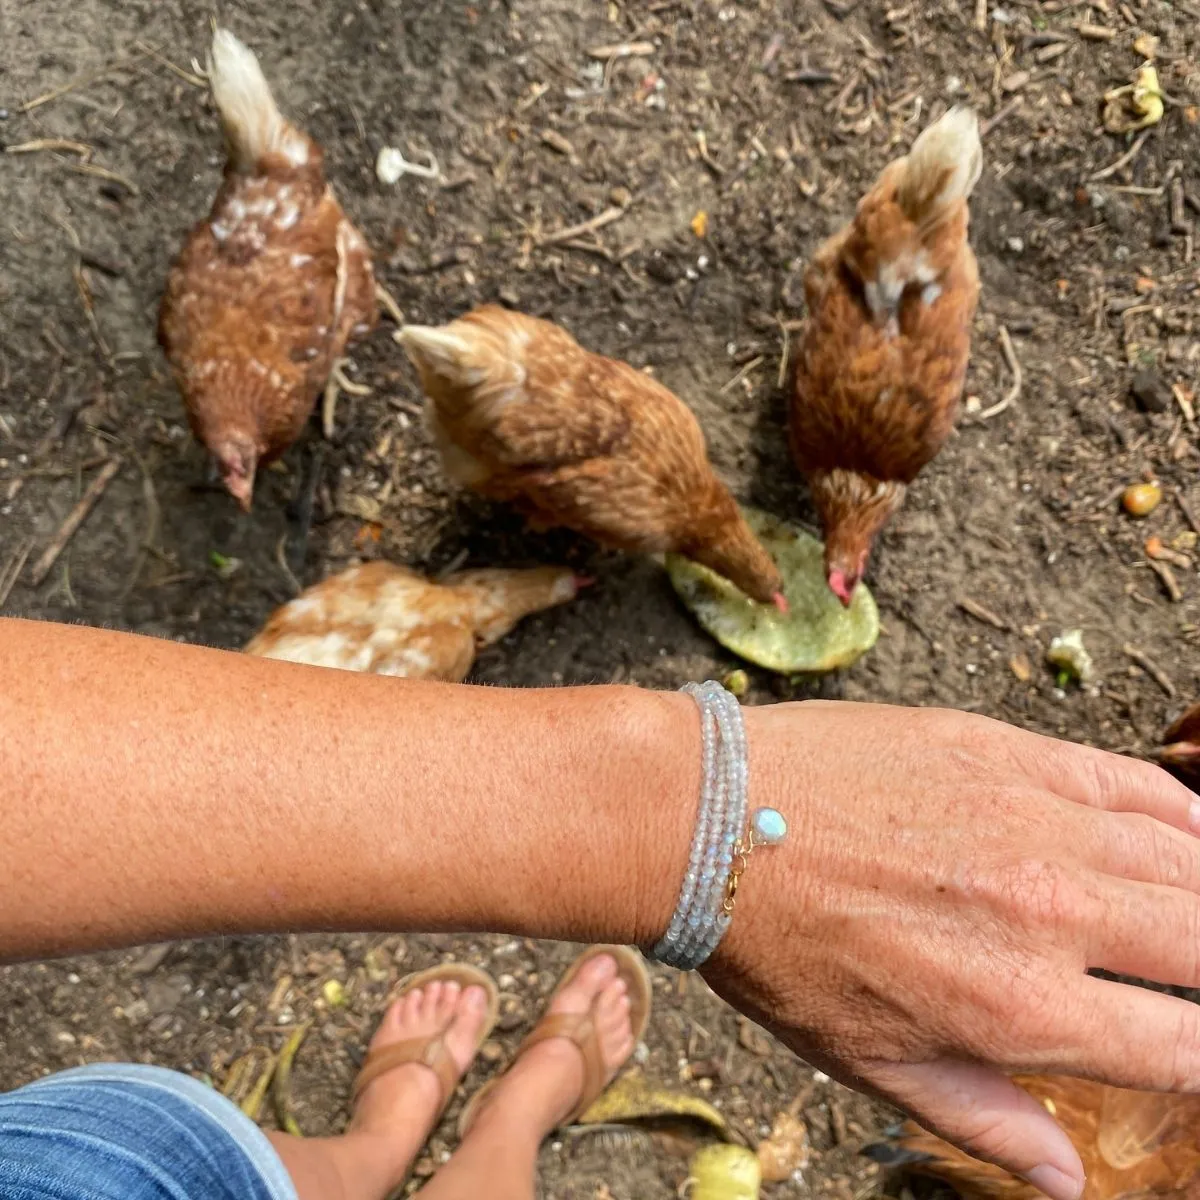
[1189,799,1200,833]
[1026,1164,1084,1200]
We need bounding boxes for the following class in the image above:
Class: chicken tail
[207,28,310,172]
[896,106,982,230]
[397,325,486,388]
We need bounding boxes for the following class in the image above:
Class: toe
[421,980,442,1019]
[436,980,461,1025]
[443,985,491,1072]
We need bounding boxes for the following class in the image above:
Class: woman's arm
[0,616,697,957]
[6,614,1200,1200]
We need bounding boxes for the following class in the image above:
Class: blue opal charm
[750,807,788,846]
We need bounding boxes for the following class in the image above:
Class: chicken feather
[158,28,376,511]
[245,560,583,681]
[864,1075,1200,1200]
[791,106,981,605]
[400,306,786,608]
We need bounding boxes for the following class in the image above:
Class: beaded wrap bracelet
[650,681,788,972]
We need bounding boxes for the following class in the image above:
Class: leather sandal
[351,963,500,1117]
[457,944,652,1136]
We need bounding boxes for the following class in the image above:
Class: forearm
[0,617,697,963]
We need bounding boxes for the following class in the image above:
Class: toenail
[591,955,618,981]
[465,986,487,1012]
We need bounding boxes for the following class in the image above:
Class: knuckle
[966,855,1080,931]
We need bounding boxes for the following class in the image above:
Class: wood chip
[539,129,575,157]
[1001,70,1031,93]
[29,458,122,586]
[1170,178,1191,234]
[1035,42,1070,63]
[1077,21,1117,38]
[1010,653,1033,682]
[958,597,1010,629]
[586,41,655,60]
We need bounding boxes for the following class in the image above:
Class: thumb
[867,1060,1085,1200]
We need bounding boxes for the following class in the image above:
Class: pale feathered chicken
[159,28,376,510]
[244,560,583,680]
[791,107,982,605]
[398,306,786,610]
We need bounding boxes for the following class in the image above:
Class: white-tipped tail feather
[897,106,982,227]
[207,28,310,171]
[398,325,482,386]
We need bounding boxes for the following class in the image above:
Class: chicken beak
[827,569,857,607]
[771,591,789,614]
[223,468,256,513]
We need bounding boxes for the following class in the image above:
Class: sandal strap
[517,1012,607,1124]
[351,1033,459,1107]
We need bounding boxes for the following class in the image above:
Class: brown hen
[398,306,786,609]
[159,28,376,511]
[790,106,982,605]
[245,560,583,680]
[864,1075,1200,1200]
[1160,702,1200,789]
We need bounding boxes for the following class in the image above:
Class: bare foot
[471,953,635,1140]
[271,978,489,1200]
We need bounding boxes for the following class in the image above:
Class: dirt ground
[2,0,1199,1193]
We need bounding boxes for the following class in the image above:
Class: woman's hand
[707,700,1200,1200]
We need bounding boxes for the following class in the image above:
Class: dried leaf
[576,1071,731,1140]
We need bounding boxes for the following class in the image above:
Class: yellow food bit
[1123,482,1162,517]
[691,210,709,238]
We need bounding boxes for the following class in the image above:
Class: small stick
[374,283,404,326]
[0,540,34,609]
[1089,131,1149,182]
[536,204,628,248]
[981,98,1022,137]
[974,0,988,32]
[1124,643,1176,697]
[1170,178,1190,234]
[5,139,94,158]
[776,313,791,389]
[586,41,656,60]
[979,326,1021,420]
[67,162,140,193]
[133,41,207,87]
[29,458,121,586]
[721,355,764,394]
[1176,489,1200,535]
[1076,22,1117,38]
[1146,559,1183,603]
[322,359,371,440]
[19,46,153,113]
[275,533,302,597]
[957,597,1010,630]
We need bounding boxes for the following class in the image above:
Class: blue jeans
[0,1064,298,1199]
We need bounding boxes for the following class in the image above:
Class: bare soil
[1,0,1199,1194]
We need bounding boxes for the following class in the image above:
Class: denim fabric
[0,1063,298,1200]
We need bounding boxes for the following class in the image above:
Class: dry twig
[0,540,34,609]
[536,205,628,248]
[1124,643,1176,696]
[1089,131,1149,181]
[29,458,122,586]
[957,597,1010,629]
[979,326,1021,420]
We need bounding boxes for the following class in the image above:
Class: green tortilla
[666,507,879,673]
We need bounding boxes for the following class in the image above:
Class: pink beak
[573,575,597,591]
[827,569,856,608]
[771,591,789,614]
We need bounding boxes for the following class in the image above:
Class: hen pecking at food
[159,27,377,511]
[244,560,584,680]
[864,1075,1200,1200]
[397,306,786,610]
[790,106,982,605]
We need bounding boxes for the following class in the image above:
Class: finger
[1046,976,1200,1092]
[1080,808,1200,892]
[1080,875,1200,984]
[1019,734,1200,834]
[866,1059,1084,1200]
